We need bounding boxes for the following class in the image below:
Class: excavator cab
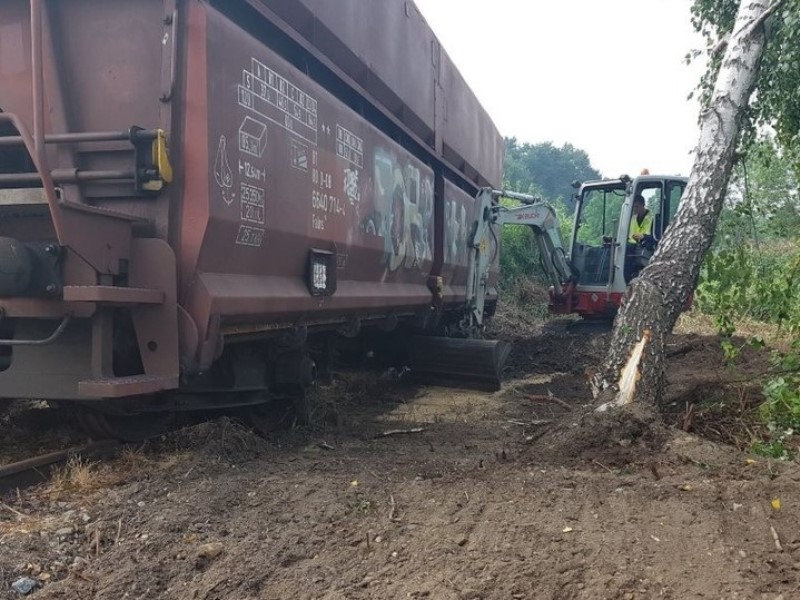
[560,173,688,319]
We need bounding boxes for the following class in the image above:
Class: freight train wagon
[0,0,506,440]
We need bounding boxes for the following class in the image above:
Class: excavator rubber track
[407,336,511,392]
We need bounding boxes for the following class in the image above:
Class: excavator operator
[625,195,655,282]
[628,195,653,244]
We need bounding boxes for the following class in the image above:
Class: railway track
[0,441,123,495]
[0,397,297,496]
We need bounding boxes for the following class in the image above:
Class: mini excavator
[467,172,689,330]
[407,172,688,392]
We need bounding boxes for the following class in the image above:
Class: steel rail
[0,441,122,494]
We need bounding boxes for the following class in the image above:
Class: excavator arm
[466,188,577,327]
[413,187,574,392]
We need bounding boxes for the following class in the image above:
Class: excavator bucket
[407,336,511,392]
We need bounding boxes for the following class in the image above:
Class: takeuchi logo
[515,209,541,220]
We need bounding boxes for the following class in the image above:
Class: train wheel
[76,407,173,442]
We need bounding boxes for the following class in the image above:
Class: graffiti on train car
[360,147,434,273]
[444,198,469,266]
[443,180,476,271]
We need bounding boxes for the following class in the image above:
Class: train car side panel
[245,0,503,189]
[183,4,438,362]
[439,179,475,304]
[261,0,437,145]
[0,0,34,126]
[440,51,504,189]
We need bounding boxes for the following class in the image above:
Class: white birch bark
[594,0,778,407]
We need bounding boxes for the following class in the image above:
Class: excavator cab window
[571,184,625,286]
[575,189,625,245]
[623,178,687,282]
[633,178,687,242]
[665,179,686,230]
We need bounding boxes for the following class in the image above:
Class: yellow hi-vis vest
[628,211,653,244]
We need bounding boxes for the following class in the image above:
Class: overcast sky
[413,0,709,178]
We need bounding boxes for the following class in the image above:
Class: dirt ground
[1,311,799,600]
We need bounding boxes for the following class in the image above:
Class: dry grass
[730,319,792,351]
[486,299,547,340]
[43,446,187,503]
[46,455,125,502]
[676,309,793,351]
[117,445,186,473]
[0,447,189,541]
[510,278,550,306]
[673,311,719,336]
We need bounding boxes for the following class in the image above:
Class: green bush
[697,241,800,331]
[697,241,800,454]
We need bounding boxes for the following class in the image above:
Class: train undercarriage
[12,305,506,442]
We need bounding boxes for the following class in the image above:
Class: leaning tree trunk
[592,0,777,410]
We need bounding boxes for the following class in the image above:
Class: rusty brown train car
[0,0,505,440]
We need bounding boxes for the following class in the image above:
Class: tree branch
[710,37,729,59]
[710,0,783,59]
[735,0,785,40]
